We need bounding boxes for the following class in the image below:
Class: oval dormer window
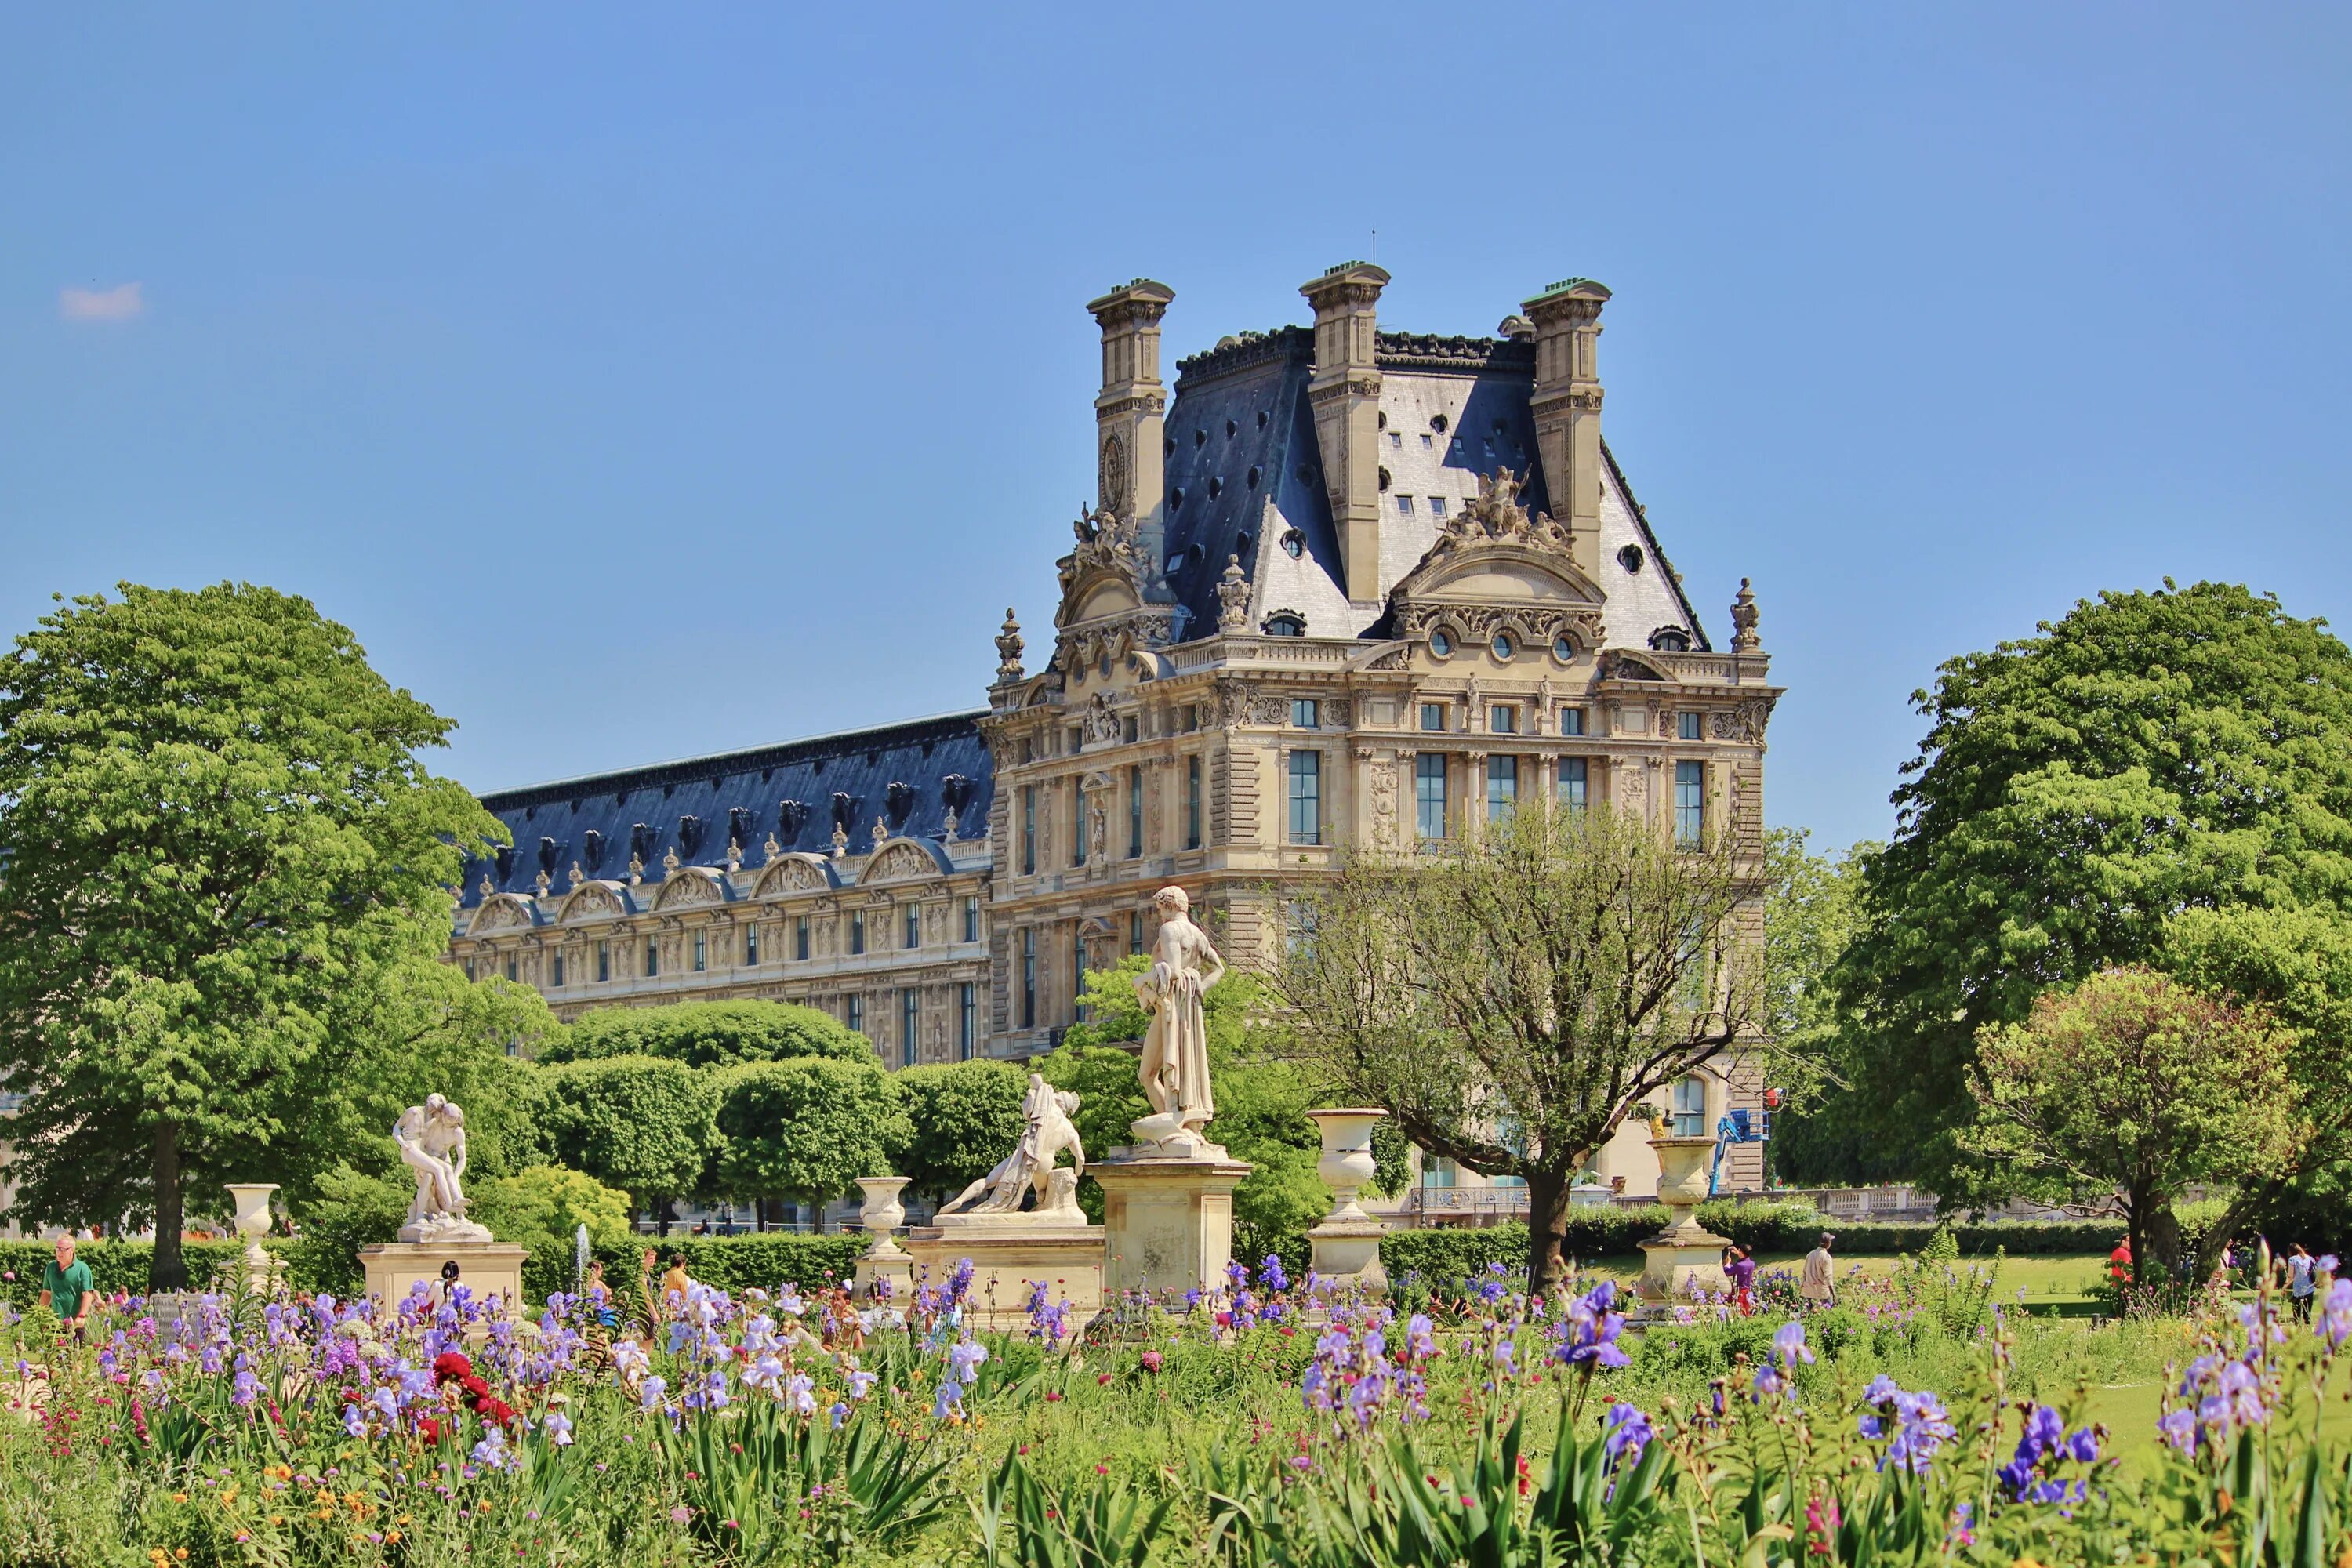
[1552,635,1576,663]
[1430,630,1454,658]
[1492,632,1515,660]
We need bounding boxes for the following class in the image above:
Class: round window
[1553,635,1576,662]
[1281,530,1305,558]
[1618,544,1645,574]
[1430,630,1454,657]
[1492,632,1515,660]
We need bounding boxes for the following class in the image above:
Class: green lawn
[1570,1249,2113,1304]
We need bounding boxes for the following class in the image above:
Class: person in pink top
[1722,1244,1758,1316]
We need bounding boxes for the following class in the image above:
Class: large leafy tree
[1269,803,1769,1297]
[895,1060,1029,1202]
[0,583,499,1289]
[540,1000,868,1069]
[1838,582,2352,1200]
[1963,966,2298,1276]
[708,1058,910,1228]
[528,1055,718,1224]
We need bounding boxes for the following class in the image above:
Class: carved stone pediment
[466,895,540,936]
[751,854,833,899]
[1054,505,1148,627]
[863,838,949,884]
[1387,468,1607,655]
[554,880,630,923]
[651,866,728,912]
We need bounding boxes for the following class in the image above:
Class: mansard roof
[457,710,992,909]
[1156,323,1709,649]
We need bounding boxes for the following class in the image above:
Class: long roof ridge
[476,708,989,807]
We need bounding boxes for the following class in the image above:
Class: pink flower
[1139,1352,1164,1374]
[669,1506,691,1525]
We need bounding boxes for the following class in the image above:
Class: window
[963,895,979,943]
[1552,635,1575,662]
[1265,615,1305,637]
[744,924,759,966]
[1430,630,1453,657]
[1129,909,1144,956]
[904,905,921,949]
[644,938,659,978]
[553,951,565,988]
[1070,781,1085,867]
[1287,750,1323,845]
[692,932,706,973]
[1185,756,1202,850]
[851,910,866,955]
[1492,632,1514,659]
[1128,765,1143,858]
[1671,1076,1708,1138]
[794,916,810,961]
[1291,698,1319,728]
[1281,531,1304,558]
[847,995,864,1035]
[1395,495,1414,514]
[1490,705,1515,735]
[1122,716,1137,745]
[1558,757,1588,814]
[1559,706,1586,737]
[1420,702,1446,732]
[1415,753,1447,840]
[1182,704,1200,733]
[1021,786,1036,875]
[1679,711,1704,741]
[1652,630,1692,652]
[505,956,517,983]
[959,982,976,1059]
[463,959,475,982]
[1073,923,1085,1011]
[1018,737,1033,764]
[901,988,920,1068]
[1428,495,1447,518]
[1486,755,1519,822]
[1021,929,1036,1029]
[1675,760,1705,844]
[596,940,611,983]
[1420,432,1433,448]
[1388,430,1402,448]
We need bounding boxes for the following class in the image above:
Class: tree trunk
[151,1120,189,1293]
[1525,1166,1570,1300]
[2144,1200,2183,1283]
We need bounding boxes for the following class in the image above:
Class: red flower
[1516,1454,1532,1497]
[459,1374,491,1401]
[431,1352,473,1384]
[416,1417,442,1443]
[477,1399,517,1428]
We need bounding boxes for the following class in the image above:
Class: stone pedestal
[360,1240,530,1315]
[1635,1133,1729,1308]
[1093,1150,1252,1308]
[902,1214,1102,1332]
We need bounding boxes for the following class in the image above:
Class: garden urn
[225,1182,280,1281]
[857,1176,911,1258]
[1305,1108,1384,1225]
[1635,1133,1730,1308]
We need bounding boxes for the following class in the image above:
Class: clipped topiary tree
[542,999,870,1069]
[895,1060,1029,1201]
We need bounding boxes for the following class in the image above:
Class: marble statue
[394,1094,491,1243]
[938,1073,1087,1218]
[1130,885,1225,1156]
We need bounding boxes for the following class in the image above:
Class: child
[1722,1244,1758,1316]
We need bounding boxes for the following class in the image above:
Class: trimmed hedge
[0,1240,303,1307]
[584,1234,868,1305]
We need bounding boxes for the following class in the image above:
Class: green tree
[1270,803,1769,1297]
[473,1165,635,1258]
[1751,832,1893,1187]
[528,1055,718,1225]
[541,1000,868,1068]
[1962,966,2299,1276]
[708,1058,911,1228]
[896,1060,1029,1201]
[0,583,501,1289]
[1838,582,2352,1202]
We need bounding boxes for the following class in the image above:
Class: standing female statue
[1130,885,1225,1156]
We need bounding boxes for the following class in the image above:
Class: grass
[1569,1249,2114,1305]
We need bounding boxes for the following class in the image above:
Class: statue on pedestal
[1130,886,1225,1157]
[394,1094,492,1243]
[938,1073,1087,1219]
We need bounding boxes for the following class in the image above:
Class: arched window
[1671,1076,1708,1138]
[1263,613,1305,637]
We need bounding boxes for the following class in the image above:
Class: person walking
[2287,1243,2318,1323]
[40,1236,95,1340]
[1800,1232,1837,1310]
[1722,1244,1757,1316]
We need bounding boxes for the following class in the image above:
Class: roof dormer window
[1263,614,1306,637]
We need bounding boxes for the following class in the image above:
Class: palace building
[447,262,1783,1197]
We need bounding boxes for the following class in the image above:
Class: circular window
[1552,635,1576,662]
[1618,545,1645,574]
[1492,632,1515,660]
[1281,530,1305,558]
[1430,630,1454,658]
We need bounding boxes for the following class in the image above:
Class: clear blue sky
[4,6,2345,853]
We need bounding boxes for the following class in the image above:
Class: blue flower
[1602,1401,1653,1466]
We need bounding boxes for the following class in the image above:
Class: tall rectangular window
[847,995,863,1035]
[1127,765,1143,858]
[794,916,810,960]
[1490,706,1516,735]
[1557,757,1589,814]
[1129,909,1144,956]
[959,982,976,1059]
[1291,698,1319,728]
[1073,923,1086,1011]
[1559,706,1586,737]
[744,924,759,966]
[963,895,979,943]
[644,938,659,978]
[553,950,565,988]
[1070,780,1085,867]
[692,931,706,972]
[1421,702,1446,732]
[1675,760,1706,844]
[851,910,866,955]
[1022,786,1036,875]
[1415,753,1447,840]
[901,988,919,1068]
[1679,710,1704,741]
[1486,754,1519,822]
[1185,756,1202,849]
[1287,750,1322,845]
[505,956,517,983]
[904,905,920,949]
[1020,928,1036,1029]
[596,940,610,983]
[463,959,474,982]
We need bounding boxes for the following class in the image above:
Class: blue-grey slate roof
[458,710,991,909]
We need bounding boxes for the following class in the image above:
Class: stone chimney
[1301,260,1390,603]
[1523,278,1611,579]
[1086,280,1175,525]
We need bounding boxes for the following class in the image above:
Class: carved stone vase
[226,1183,280,1284]
[1305,1109,1383,1225]
[857,1177,910,1259]
[1635,1132,1730,1307]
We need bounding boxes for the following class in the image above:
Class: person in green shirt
[40,1235,94,1334]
